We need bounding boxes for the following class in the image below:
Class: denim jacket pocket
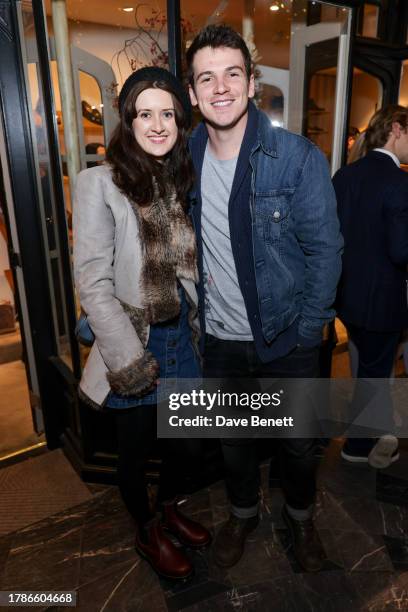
[254,189,293,246]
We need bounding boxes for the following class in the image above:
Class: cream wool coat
[73,164,200,407]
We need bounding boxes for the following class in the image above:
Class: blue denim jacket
[190,104,343,353]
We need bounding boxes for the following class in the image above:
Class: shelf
[307,130,328,135]
[307,109,329,115]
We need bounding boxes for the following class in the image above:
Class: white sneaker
[368,435,399,469]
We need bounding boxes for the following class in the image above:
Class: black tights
[115,405,203,526]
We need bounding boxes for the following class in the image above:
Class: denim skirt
[105,287,200,409]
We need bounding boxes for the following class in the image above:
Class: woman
[73,67,210,580]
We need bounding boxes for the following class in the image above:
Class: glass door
[0,0,66,452]
[180,0,353,173]
[0,113,46,458]
[17,1,80,375]
[260,1,352,174]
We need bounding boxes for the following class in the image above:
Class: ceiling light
[270,4,279,11]
[122,7,134,12]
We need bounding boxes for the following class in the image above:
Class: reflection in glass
[22,3,72,368]
[361,4,379,39]
[305,70,335,161]
[259,84,284,128]
[78,71,105,168]
[348,68,382,163]
[350,69,382,132]
[44,1,170,361]
[182,0,350,167]
[399,60,408,107]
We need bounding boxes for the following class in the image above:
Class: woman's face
[132,88,178,158]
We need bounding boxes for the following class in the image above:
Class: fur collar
[130,184,198,324]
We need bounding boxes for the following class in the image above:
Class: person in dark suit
[333,105,408,468]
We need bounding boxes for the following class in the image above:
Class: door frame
[0,0,66,448]
[288,3,356,173]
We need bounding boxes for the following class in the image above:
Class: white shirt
[201,144,253,340]
[373,148,400,167]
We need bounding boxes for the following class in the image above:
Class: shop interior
[0,1,407,461]
[1,1,408,608]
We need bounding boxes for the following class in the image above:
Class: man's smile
[211,99,234,108]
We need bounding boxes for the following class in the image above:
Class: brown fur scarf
[130,185,198,324]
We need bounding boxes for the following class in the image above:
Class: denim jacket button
[273,210,281,221]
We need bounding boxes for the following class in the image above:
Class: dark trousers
[345,323,401,450]
[115,406,203,525]
[203,335,319,512]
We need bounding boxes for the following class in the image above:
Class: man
[186,25,343,572]
[333,105,408,468]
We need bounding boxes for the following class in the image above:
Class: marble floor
[0,441,407,611]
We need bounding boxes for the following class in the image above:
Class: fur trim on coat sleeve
[106,351,159,397]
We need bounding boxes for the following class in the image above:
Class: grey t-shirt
[201,144,253,340]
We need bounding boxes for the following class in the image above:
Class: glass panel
[305,70,335,160]
[182,0,351,167]
[399,60,408,173]
[50,59,72,223]
[320,5,349,23]
[20,5,73,368]
[348,68,382,161]
[362,3,379,39]
[45,0,170,205]
[43,1,168,361]
[181,1,244,35]
[301,5,350,168]
[0,155,45,453]
[399,60,408,107]
[78,71,106,168]
[259,84,284,128]
[44,1,169,77]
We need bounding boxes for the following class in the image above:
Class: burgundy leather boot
[161,500,211,548]
[135,518,193,580]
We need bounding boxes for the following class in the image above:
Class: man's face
[189,46,254,130]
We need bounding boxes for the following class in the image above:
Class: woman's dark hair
[106,80,194,208]
[365,104,408,151]
[186,24,253,87]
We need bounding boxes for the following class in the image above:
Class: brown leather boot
[161,501,211,548]
[213,513,259,567]
[282,506,325,572]
[135,518,193,580]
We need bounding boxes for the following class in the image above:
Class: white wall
[47,18,168,111]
